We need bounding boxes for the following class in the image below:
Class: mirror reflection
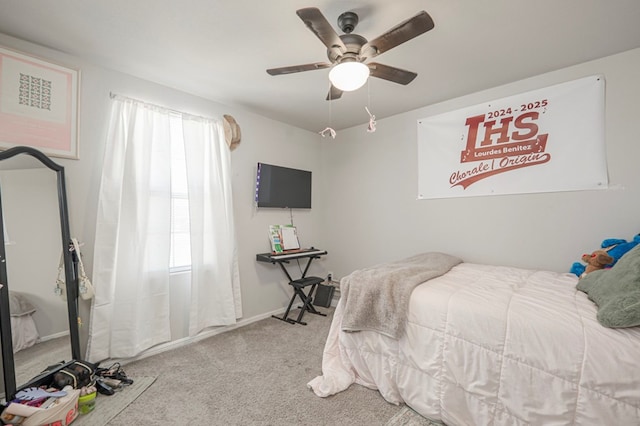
[0,153,72,395]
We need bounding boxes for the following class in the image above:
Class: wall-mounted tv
[255,162,312,209]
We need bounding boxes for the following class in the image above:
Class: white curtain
[182,116,242,336]
[87,96,241,361]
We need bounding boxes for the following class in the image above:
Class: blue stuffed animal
[570,234,640,277]
[569,234,640,277]
[570,263,584,277]
[601,234,640,261]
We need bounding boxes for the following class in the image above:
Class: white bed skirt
[11,314,39,353]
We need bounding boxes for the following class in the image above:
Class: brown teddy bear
[580,250,614,278]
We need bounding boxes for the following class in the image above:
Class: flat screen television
[255,162,312,209]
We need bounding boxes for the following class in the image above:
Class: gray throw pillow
[576,244,640,328]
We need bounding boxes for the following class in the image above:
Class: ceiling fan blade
[360,11,435,60]
[368,63,418,85]
[326,85,343,101]
[267,62,332,76]
[297,7,347,56]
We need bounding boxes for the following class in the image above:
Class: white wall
[0,33,327,358]
[319,48,640,280]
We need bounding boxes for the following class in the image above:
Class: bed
[9,291,40,353]
[308,250,640,425]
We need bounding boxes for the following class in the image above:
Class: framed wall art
[0,46,80,159]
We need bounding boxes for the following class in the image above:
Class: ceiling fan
[266,7,435,100]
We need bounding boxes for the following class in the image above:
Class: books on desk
[268,224,300,253]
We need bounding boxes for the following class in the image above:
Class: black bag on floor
[50,360,97,389]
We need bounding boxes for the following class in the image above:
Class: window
[169,114,191,271]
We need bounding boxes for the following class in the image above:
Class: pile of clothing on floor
[0,360,133,425]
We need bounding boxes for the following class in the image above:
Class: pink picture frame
[0,46,80,159]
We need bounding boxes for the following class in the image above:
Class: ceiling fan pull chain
[318,127,336,139]
[318,86,337,139]
[365,107,376,133]
[365,82,376,133]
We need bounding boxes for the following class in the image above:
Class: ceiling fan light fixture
[329,62,370,91]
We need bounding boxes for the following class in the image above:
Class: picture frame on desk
[0,46,80,159]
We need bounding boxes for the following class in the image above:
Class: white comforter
[308,263,640,425]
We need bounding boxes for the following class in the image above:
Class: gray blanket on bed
[340,252,462,338]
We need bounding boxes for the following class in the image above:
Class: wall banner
[417,75,608,199]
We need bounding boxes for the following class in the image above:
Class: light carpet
[72,376,156,426]
[96,307,439,425]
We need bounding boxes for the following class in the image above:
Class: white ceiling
[1,1,640,132]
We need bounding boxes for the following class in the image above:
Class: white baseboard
[39,330,69,342]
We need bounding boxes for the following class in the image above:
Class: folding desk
[256,248,327,325]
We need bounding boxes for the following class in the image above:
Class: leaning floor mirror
[0,146,80,401]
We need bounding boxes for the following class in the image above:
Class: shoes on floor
[95,362,135,392]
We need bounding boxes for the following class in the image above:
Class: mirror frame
[0,146,80,400]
